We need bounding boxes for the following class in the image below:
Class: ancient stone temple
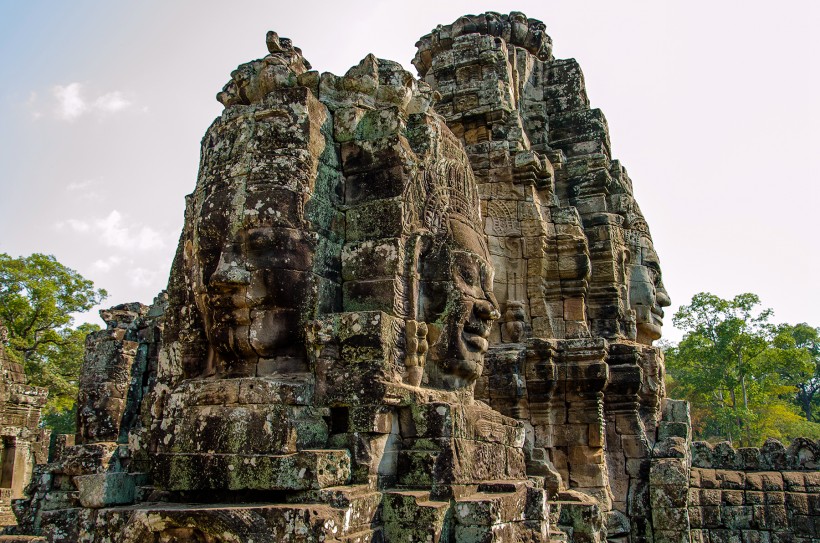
[7,11,819,543]
[0,322,49,526]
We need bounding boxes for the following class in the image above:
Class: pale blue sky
[1,0,818,341]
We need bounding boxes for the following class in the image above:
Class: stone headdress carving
[396,136,487,323]
[403,154,483,241]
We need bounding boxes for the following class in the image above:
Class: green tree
[769,323,820,422]
[0,253,106,426]
[665,292,820,446]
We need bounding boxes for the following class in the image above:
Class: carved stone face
[629,238,670,345]
[419,218,500,389]
[188,186,314,377]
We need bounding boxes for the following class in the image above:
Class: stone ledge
[152,450,351,492]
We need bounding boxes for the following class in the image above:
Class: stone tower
[8,12,819,543]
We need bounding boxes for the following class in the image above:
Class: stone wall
[649,400,693,543]
[0,323,49,527]
[648,400,820,543]
[688,439,820,543]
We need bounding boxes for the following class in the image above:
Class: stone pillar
[77,303,147,444]
[605,343,653,543]
[557,338,611,508]
[649,399,693,543]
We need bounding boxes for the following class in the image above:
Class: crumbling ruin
[6,12,819,543]
[0,323,49,527]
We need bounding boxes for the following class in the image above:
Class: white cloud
[57,210,167,251]
[96,210,130,247]
[96,211,165,251]
[53,83,88,121]
[91,256,122,273]
[66,179,94,191]
[135,226,164,251]
[27,91,43,120]
[46,83,138,121]
[66,219,91,232]
[65,179,103,202]
[94,92,131,113]
[129,267,159,287]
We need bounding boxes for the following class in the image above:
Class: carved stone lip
[462,310,493,354]
[462,330,489,353]
[205,291,249,311]
[207,306,251,326]
[463,315,493,337]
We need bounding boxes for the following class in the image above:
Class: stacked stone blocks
[7,11,815,543]
[688,439,820,543]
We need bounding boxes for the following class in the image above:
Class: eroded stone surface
[11,12,812,543]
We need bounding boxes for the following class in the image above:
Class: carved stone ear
[184,239,194,262]
[403,319,427,387]
[417,232,435,258]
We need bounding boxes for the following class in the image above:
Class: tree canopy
[665,292,820,446]
[770,322,820,422]
[0,253,106,425]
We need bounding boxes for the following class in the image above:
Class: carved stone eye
[645,263,661,284]
[458,263,478,286]
[246,229,275,254]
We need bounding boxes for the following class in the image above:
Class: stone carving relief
[627,237,670,345]
[503,300,527,343]
[0,319,49,524]
[185,163,323,378]
[401,155,501,390]
[622,203,670,346]
[11,13,710,543]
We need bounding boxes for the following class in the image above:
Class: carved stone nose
[474,299,500,321]
[210,255,250,286]
[656,284,671,308]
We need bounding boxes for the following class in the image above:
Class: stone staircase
[39,482,382,543]
[383,490,452,541]
[383,480,559,543]
[153,449,351,492]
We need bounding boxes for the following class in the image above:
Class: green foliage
[41,404,78,435]
[0,253,106,430]
[665,292,820,446]
[770,323,820,422]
